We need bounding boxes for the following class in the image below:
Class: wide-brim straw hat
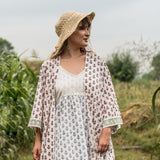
[54,11,95,56]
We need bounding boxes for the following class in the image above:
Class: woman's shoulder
[87,51,105,64]
[87,51,101,60]
[41,57,56,67]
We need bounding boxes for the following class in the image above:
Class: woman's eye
[79,26,85,30]
[79,26,89,30]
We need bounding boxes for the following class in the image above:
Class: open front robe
[28,51,123,160]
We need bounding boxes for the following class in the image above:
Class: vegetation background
[0,37,160,160]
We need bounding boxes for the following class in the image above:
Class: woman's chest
[60,55,86,75]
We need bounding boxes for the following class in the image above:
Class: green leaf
[152,87,160,124]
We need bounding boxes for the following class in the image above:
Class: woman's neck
[62,47,85,59]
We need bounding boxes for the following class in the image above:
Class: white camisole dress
[54,65,90,160]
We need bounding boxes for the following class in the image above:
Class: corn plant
[0,51,38,159]
[151,86,160,159]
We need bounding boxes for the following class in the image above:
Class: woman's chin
[79,43,88,48]
[82,43,88,47]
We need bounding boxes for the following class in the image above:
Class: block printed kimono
[28,51,123,160]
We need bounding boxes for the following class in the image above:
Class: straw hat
[54,11,95,56]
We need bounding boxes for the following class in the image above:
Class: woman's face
[67,20,90,48]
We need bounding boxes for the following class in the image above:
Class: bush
[151,52,160,80]
[142,52,160,80]
[107,52,139,82]
[0,51,38,159]
[142,70,157,80]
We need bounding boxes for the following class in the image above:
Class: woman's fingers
[101,145,106,152]
[101,145,109,152]
[32,142,41,160]
[104,145,109,151]
[32,148,40,160]
[38,148,41,156]
[97,144,109,153]
[37,148,41,160]
[33,151,37,160]
[97,144,102,152]
[97,133,110,153]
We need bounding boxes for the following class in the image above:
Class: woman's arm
[101,59,123,134]
[32,128,42,160]
[28,62,47,132]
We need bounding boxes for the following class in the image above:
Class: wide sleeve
[28,62,47,132]
[101,59,123,134]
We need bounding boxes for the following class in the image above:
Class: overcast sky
[0,0,160,60]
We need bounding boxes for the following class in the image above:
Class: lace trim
[28,118,41,129]
[63,93,85,96]
[103,116,123,128]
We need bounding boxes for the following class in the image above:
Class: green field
[1,53,160,159]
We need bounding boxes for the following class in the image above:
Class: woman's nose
[85,29,90,36]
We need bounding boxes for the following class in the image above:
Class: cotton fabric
[54,67,89,159]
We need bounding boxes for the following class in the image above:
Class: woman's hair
[81,17,91,29]
[47,17,95,60]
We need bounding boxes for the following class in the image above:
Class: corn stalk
[0,51,38,159]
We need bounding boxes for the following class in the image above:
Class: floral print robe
[28,51,123,160]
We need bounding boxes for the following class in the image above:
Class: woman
[28,11,123,160]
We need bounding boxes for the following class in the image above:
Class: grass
[18,148,154,160]
[18,144,33,160]
[18,150,33,160]
[115,149,156,160]
[114,79,160,109]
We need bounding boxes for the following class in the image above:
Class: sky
[0,0,160,60]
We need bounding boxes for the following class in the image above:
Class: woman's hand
[32,142,41,160]
[32,128,42,160]
[97,127,111,153]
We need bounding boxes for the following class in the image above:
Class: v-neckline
[59,54,86,76]
[59,65,85,76]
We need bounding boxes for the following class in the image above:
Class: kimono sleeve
[28,62,47,131]
[101,59,123,134]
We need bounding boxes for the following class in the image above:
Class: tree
[113,38,160,74]
[152,52,160,76]
[142,52,160,80]
[0,37,14,52]
[107,52,139,82]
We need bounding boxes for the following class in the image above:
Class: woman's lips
[84,38,88,42]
